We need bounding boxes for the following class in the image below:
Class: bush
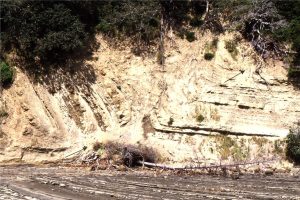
[190,17,204,27]
[97,1,161,43]
[204,52,214,60]
[286,123,300,164]
[96,21,113,34]
[225,40,238,60]
[203,39,218,61]
[185,31,197,42]
[167,117,174,126]
[196,114,205,123]
[1,1,88,64]
[0,61,14,86]
[288,67,300,79]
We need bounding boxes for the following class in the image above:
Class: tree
[96,0,161,55]
[1,1,88,64]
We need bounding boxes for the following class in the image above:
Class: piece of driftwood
[137,159,276,170]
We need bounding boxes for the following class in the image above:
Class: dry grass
[216,135,235,160]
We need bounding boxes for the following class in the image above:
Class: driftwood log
[137,159,276,170]
[122,146,277,171]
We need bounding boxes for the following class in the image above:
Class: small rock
[59,183,66,187]
[50,181,59,186]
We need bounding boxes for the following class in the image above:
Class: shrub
[204,52,214,60]
[185,31,196,42]
[96,21,112,34]
[0,61,14,86]
[204,39,218,61]
[225,40,238,60]
[190,17,204,27]
[97,1,161,44]
[216,135,235,159]
[196,114,205,123]
[167,117,174,126]
[288,67,300,79]
[1,1,88,64]
[286,123,300,164]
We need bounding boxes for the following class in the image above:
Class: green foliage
[168,117,174,126]
[97,1,206,47]
[97,1,161,44]
[196,114,205,123]
[190,17,204,27]
[161,0,207,26]
[185,31,197,42]
[216,135,235,159]
[288,67,300,79]
[1,1,93,64]
[204,53,214,60]
[274,18,300,67]
[232,143,248,161]
[252,137,268,148]
[225,40,238,60]
[286,124,300,164]
[273,1,300,81]
[204,38,218,60]
[0,61,14,86]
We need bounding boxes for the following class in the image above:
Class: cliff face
[1,33,299,164]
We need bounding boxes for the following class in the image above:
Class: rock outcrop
[1,33,299,164]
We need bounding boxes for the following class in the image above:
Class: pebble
[59,183,66,187]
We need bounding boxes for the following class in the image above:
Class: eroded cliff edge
[1,33,299,164]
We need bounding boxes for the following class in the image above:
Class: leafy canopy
[1,1,90,63]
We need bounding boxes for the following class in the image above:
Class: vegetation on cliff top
[1,0,299,81]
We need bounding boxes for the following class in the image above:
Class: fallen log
[138,159,277,170]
